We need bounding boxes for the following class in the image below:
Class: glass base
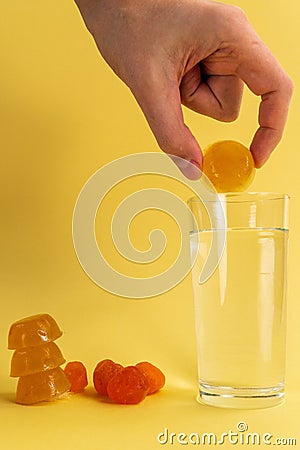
[198,382,285,409]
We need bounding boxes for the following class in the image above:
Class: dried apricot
[135,361,165,394]
[64,361,88,393]
[93,359,123,396]
[203,140,255,193]
[107,366,149,404]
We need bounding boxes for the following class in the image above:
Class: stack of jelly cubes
[8,314,71,404]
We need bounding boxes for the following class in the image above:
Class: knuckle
[276,73,294,101]
[212,104,240,123]
[221,108,240,122]
[284,75,294,97]
[227,5,248,21]
[220,4,249,35]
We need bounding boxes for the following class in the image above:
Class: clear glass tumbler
[189,193,289,409]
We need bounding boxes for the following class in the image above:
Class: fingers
[237,40,293,167]
[180,65,244,122]
[128,66,203,170]
[250,88,292,168]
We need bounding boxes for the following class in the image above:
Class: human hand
[74,0,293,169]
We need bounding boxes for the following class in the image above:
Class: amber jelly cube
[10,342,66,377]
[16,367,71,405]
[8,314,63,350]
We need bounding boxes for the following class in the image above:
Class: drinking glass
[189,192,289,409]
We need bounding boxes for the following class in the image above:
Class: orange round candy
[107,366,149,404]
[135,361,165,394]
[93,359,123,396]
[203,140,255,193]
[64,361,88,393]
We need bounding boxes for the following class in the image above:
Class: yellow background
[0,1,299,449]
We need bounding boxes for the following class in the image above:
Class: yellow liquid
[191,228,288,406]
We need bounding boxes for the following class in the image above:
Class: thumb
[129,68,203,172]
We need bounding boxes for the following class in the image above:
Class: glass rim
[188,192,290,204]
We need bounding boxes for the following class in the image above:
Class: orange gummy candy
[135,361,165,394]
[10,341,65,377]
[16,367,71,405]
[8,313,69,405]
[203,140,255,193]
[64,361,88,393]
[107,366,150,404]
[8,314,62,350]
[93,359,123,396]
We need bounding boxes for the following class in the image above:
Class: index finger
[237,38,293,167]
